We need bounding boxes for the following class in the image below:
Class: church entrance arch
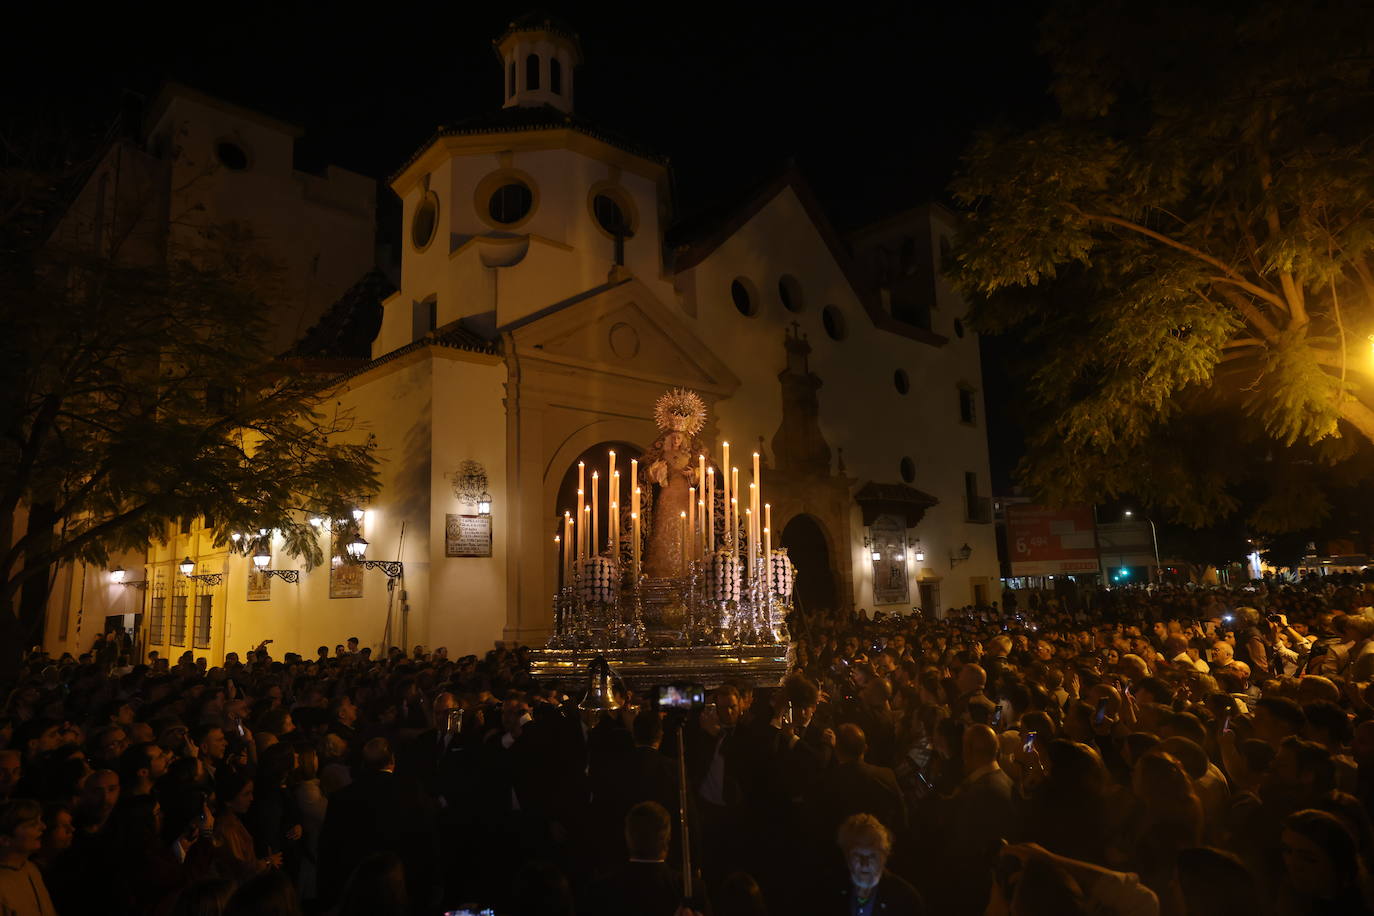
[781,514,837,614]
[553,441,644,559]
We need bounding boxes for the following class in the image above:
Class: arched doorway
[781,514,837,614]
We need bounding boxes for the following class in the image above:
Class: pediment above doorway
[504,276,740,397]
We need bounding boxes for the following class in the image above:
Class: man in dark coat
[808,723,908,843]
[939,724,1016,914]
[582,801,707,916]
[317,738,437,912]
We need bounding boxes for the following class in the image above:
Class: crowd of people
[4,576,1374,914]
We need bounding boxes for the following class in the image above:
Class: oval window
[731,279,757,317]
[822,305,846,341]
[488,182,533,224]
[778,274,803,313]
[215,141,248,171]
[593,193,630,236]
[411,193,439,250]
[900,457,916,483]
[894,369,910,395]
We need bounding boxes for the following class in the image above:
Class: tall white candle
[577,461,586,559]
[722,442,731,548]
[745,507,754,576]
[731,468,740,553]
[591,472,599,557]
[611,471,620,557]
[631,511,641,581]
[608,452,616,554]
[554,535,562,589]
[679,511,688,574]
[563,511,573,584]
[706,466,715,552]
[584,505,592,563]
[688,487,696,563]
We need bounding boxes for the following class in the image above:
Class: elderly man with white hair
[829,812,925,915]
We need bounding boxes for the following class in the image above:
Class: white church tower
[495,13,582,113]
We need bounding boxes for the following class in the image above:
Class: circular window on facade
[894,369,910,395]
[215,141,249,171]
[488,182,533,224]
[822,305,846,341]
[778,274,804,313]
[731,279,758,317]
[411,192,439,251]
[954,318,966,338]
[900,457,916,483]
[593,193,632,237]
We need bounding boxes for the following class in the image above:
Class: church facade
[48,17,999,662]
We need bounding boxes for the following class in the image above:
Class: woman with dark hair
[243,742,302,878]
[1125,751,1204,902]
[107,792,214,915]
[213,771,280,881]
[1278,809,1374,914]
[1019,740,1113,866]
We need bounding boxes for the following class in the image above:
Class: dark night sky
[7,1,1053,486]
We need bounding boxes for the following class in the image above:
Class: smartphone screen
[1093,697,1109,727]
[1022,731,1037,754]
[1222,714,1232,734]
[992,705,1003,728]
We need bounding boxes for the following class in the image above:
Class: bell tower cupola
[494,12,583,114]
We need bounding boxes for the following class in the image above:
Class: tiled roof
[287,269,392,360]
[389,105,666,185]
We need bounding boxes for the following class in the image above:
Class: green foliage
[0,212,380,603]
[950,0,1374,533]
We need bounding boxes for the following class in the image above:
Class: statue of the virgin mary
[641,389,707,579]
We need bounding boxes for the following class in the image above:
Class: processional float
[529,389,794,688]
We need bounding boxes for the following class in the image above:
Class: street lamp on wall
[949,543,973,569]
[250,544,300,583]
[110,567,148,589]
[344,535,403,579]
[178,557,223,586]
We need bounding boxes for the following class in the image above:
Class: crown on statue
[654,388,707,436]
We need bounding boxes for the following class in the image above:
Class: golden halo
[654,388,707,436]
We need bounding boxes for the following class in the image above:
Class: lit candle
[611,471,620,558]
[731,497,739,558]
[752,450,761,520]
[577,462,585,559]
[591,472,599,557]
[554,535,562,589]
[745,507,754,575]
[608,451,617,553]
[731,468,740,552]
[563,511,573,584]
[764,527,772,590]
[722,442,731,547]
[688,487,696,562]
[631,511,641,581]
[679,511,688,574]
[699,497,706,558]
[584,505,592,565]
[706,466,715,552]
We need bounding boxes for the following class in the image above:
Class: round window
[411,192,439,250]
[822,305,846,341]
[894,369,910,395]
[900,457,916,483]
[215,141,248,171]
[778,274,804,313]
[488,182,533,224]
[731,279,757,317]
[954,318,966,338]
[593,193,631,237]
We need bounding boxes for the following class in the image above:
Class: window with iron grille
[170,588,188,647]
[193,594,212,650]
[148,585,166,646]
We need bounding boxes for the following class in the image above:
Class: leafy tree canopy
[950,0,1374,533]
[0,114,380,650]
